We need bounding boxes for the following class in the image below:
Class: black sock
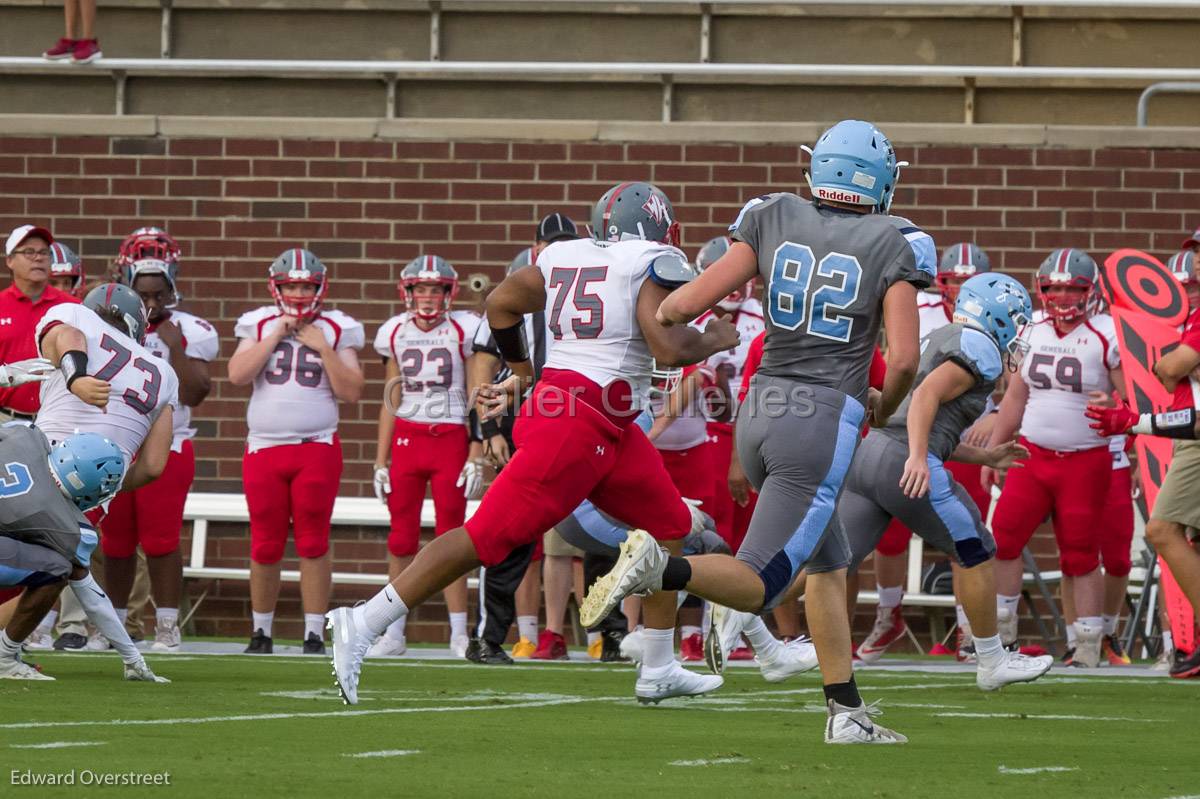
[823,678,861,708]
[661,556,692,591]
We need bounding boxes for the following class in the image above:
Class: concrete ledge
[2,114,1199,148]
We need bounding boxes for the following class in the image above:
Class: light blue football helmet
[803,120,902,213]
[48,432,126,511]
[953,273,1033,358]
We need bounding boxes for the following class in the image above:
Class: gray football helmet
[401,255,459,320]
[83,283,148,344]
[507,248,532,276]
[48,242,84,297]
[590,182,680,247]
[1168,250,1196,286]
[1036,248,1098,321]
[269,248,328,321]
[125,257,180,309]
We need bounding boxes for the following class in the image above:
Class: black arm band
[1149,408,1199,440]
[481,417,502,439]
[60,350,88,390]
[492,321,529,364]
[467,408,484,443]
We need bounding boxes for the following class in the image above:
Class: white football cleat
[22,628,53,651]
[152,622,182,653]
[0,654,54,680]
[1071,621,1102,668]
[124,659,170,683]
[635,661,723,705]
[825,700,907,744]
[758,637,819,683]
[976,650,1053,691]
[579,529,666,628]
[327,606,373,705]
[366,634,407,657]
[619,629,645,663]
[450,634,470,659]
[704,603,749,675]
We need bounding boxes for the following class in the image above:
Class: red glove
[1085,402,1139,437]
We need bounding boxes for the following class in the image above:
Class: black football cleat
[1169,646,1200,679]
[600,629,630,663]
[244,628,273,654]
[53,632,87,651]
[465,638,513,665]
[303,632,326,655]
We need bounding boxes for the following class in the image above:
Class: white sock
[385,617,407,643]
[156,607,178,629]
[116,608,128,626]
[877,586,903,609]
[251,612,274,638]
[587,631,600,646]
[517,615,538,642]
[955,604,969,629]
[641,627,675,671]
[743,615,781,660]
[69,574,140,664]
[700,602,712,636]
[681,625,701,640]
[1163,630,1174,652]
[360,584,407,637]
[1066,624,1078,647]
[1102,614,1117,635]
[974,633,1004,669]
[304,614,325,640]
[0,630,21,657]
[1077,616,1103,635]
[449,612,467,639]
[36,610,58,634]
[997,594,1020,617]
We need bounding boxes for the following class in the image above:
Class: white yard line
[9,741,107,749]
[939,712,1155,722]
[344,749,420,759]
[998,765,1080,775]
[669,757,751,766]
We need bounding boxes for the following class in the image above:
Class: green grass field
[2,651,1195,798]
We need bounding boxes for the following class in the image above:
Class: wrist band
[1133,408,1198,440]
[467,408,484,443]
[492,321,529,364]
[59,350,88,390]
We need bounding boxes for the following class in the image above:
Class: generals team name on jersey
[879,323,1003,462]
[144,310,220,452]
[35,304,180,463]
[0,423,94,567]
[538,236,689,407]
[235,307,364,452]
[1018,310,1121,453]
[375,310,482,425]
[730,193,936,408]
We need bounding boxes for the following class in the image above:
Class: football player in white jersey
[369,255,483,658]
[328,182,739,706]
[984,248,1123,667]
[47,241,86,299]
[228,249,364,656]
[103,242,218,654]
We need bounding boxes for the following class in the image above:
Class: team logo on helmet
[641,193,671,226]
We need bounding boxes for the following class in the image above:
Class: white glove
[456,459,485,501]
[682,497,706,535]
[0,358,55,388]
[124,659,170,683]
[372,466,391,504]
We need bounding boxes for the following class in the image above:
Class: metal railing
[1138,82,1200,127]
[4,56,1200,122]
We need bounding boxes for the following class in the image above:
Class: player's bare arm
[121,406,174,491]
[640,279,739,367]
[981,372,1030,488]
[295,323,363,402]
[480,265,544,412]
[647,367,703,442]
[373,355,402,490]
[38,321,110,409]
[227,315,299,385]
[657,241,758,326]
[467,349,510,467]
[899,359,975,498]
[1154,341,1200,392]
[875,281,921,426]
[156,318,211,407]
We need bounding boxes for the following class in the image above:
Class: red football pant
[706,421,757,553]
[1096,466,1133,578]
[874,460,990,558]
[386,419,468,558]
[102,440,195,558]
[659,443,714,514]
[992,439,1112,576]
[243,437,342,564]
[465,379,691,567]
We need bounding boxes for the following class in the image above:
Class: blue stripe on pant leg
[0,564,35,586]
[926,454,990,567]
[758,396,864,605]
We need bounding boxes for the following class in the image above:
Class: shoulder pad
[649,253,697,289]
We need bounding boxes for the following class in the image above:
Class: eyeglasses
[11,248,51,260]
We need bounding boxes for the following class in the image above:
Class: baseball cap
[1182,226,1200,250]
[5,224,54,256]
[536,213,578,243]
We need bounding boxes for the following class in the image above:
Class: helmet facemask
[403,279,456,322]
[271,274,326,322]
[1037,279,1091,322]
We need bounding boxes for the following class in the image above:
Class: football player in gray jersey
[0,423,166,682]
[836,273,1054,690]
[581,120,933,744]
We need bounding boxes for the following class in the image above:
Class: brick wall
[3,133,1194,645]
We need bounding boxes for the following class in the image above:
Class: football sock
[641,627,675,671]
[116,608,128,625]
[35,610,57,634]
[743,615,780,660]
[385,617,407,643]
[1163,630,1174,652]
[997,594,1020,618]
[252,611,274,638]
[70,573,140,664]
[1066,624,1078,648]
[449,612,468,640]
[360,584,407,637]
[823,677,861,709]
[304,614,325,640]
[517,615,538,642]
[974,633,1004,669]
[877,586,903,609]
[955,604,969,630]
[0,630,21,657]
[681,625,701,640]
[661,557,692,591]
[1078,616,1103,634]
[1102,614,1118,635]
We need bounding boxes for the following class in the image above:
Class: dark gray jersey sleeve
[727,194,781,252]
